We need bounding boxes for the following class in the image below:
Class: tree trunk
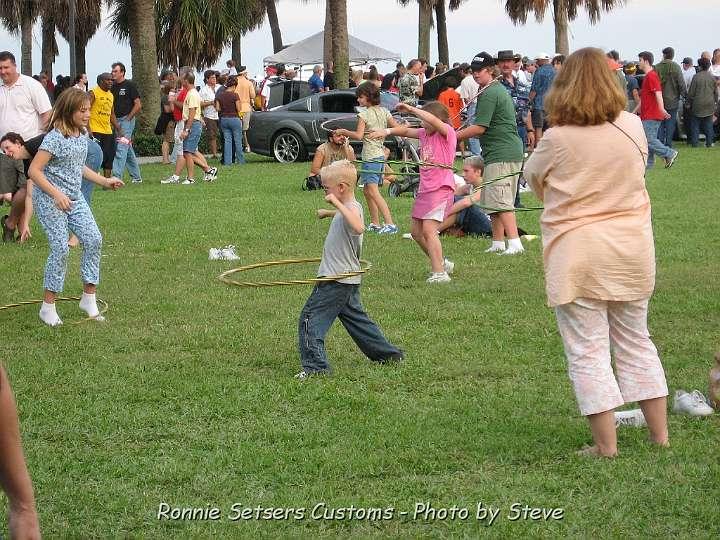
[75,43,86,76]
[231,36,242,67]
[128,0,160,134]
[323,0,333,71]
[435,0,448,66]
[265,0,283,54]
[41,15,57,78]
[553,0,569,56]
[20,14,33,76]
[330,0,348,90]
[418,0,433,62]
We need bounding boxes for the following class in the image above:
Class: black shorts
[94,133,116,170]
[0,154,26,194]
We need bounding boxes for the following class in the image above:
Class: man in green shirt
[457,51,525,255]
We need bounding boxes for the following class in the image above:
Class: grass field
[1,146,719,538]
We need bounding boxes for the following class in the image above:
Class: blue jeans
[689,115,715,147]
[466,102,481,156]
[220,117,245,164]
[641,119,675,169]
[112,116,142,181]
[657,107,678,148]
[81,138,103,205]
[298,282,402,373]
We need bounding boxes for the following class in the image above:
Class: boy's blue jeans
[298,281,402,374]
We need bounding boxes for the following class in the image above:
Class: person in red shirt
[437,81,465,156]
[636,51,678,170]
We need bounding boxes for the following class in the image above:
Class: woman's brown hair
[49,88,89,137]
[544,47,626,127]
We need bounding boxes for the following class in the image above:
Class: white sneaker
[181,178,195,185]
[443,258,454,274]
[501,246,525,255]
[614,409,647,427]
[673,390,714,416]
[427,272,451,283]
[209,248,222,260]
[220,245,240,261]
[519,184,531,193]
[161,175,180,184]
[402,233,413,240]
[204,167,218,182]
[485,244,506,253]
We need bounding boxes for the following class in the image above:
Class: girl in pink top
[370,101,457,283]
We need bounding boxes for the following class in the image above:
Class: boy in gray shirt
[296,160,403,379]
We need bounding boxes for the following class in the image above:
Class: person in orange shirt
[437,80,465,157]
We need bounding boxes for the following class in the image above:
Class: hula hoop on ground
[218,258,372,288]
[0,296,109,324]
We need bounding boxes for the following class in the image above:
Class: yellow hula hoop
[217,258,372,288]
[0,296,109,324]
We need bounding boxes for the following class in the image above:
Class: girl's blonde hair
[49,88,90,137]
[545,47,627,127]
[419,101,450,124]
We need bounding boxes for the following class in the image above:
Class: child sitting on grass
[438,155,492,237]
[296,160,403,379]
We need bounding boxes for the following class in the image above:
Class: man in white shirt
[0,50,52,242]
[681,57,696,90]
[456,64,481,156]
[199,70,220,159]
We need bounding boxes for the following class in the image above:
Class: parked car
[247,90,400,162]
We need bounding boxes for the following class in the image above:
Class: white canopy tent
[263,31,401,68]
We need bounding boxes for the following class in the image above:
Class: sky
[4,0,720,81]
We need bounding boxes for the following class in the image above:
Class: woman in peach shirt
[524,48,669,458]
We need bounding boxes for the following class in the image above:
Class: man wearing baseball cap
[456,51,525,255]
[528,52,555,142]
[681,57,695,90]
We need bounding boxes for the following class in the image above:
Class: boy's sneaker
[161,174,180,184]
[220,245,240,261]
[427,271,451,283]
[209,248,222,260]
[204,167,218,182]
[402,233,413,240]
[294,369,328,380]
[131,177,143,184]
[378,224,398,235]
[366,223,383,233]
[664,150,679,169]
[443,258,455,274]
[673,390,714,416]
[181,178,196,185]
[614,409,647,427]
[378,353,404,365]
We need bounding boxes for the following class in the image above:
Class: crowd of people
[0,43,718,535]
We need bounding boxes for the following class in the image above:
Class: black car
[247,90,400,162]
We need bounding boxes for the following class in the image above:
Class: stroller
[388,116,422,198]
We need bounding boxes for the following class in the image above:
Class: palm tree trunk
[41,15,57,78]
[265,0,283,54]
[323,0,333,71]
[20,13,33,76]
[75,43,86,76]
[418,0,433,61]
[128,0,160,133]
[435,0,448,66]
[553,0,569,56]
[329,0,348,90]
[232,36,242,66]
